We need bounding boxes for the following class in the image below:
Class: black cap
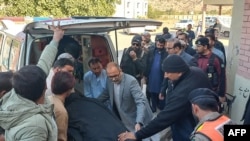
[162,54,189,73]
[195,37,209,46]
[205,28,215,34]
[131,35,142,44]
[188,88,219,105]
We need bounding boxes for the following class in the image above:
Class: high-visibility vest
[195,115,231,141]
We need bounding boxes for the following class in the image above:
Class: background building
[226,0,250,123]
[113,0,148,18]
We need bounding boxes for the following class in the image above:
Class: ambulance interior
[30,35,112,95]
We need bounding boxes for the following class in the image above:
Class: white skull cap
[57,53,74,62]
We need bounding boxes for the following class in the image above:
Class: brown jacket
[49,96,68,141]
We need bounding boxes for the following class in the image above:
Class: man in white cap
[46,57,74,96]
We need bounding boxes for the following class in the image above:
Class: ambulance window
[1,37,12,70]
[9,40,21,71]
[90,35,111,69]
[29,38,49,65]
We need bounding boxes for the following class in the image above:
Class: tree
[148,4,165,19]
[0,0,117,17]
[1,0,36,16]
[63,0,116,16]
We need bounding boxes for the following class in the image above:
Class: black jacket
[135,67,211,141]
[185,45,196,56]
[144,48,168,79]
[120,47,147,82]
[65,93,127,141]
[243,96,250,124]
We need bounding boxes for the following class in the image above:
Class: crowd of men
[116,24,231,141]
[0,22,249,141]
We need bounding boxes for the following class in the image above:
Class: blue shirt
[148,51,162,93]
[212,48,225,63]
[84,69,107,98]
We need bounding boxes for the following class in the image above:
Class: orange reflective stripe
[196,115,230,141]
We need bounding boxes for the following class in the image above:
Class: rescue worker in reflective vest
[188,88,234,141]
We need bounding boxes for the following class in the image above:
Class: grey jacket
[98,73,153,131]
[0,40,59,141]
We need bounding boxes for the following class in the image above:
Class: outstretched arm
[37,23,64,75]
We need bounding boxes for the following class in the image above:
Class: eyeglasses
[166,48,174,50]
[108,71,120,79]
[132,43,140,46]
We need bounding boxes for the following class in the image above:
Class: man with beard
[120,35,147,84]
[194,37,226,105]
[177,32,196,56]
[84,57,107,98]
[143,37,168,112]
[159,39,198,101]
[98,62,156,141]
[141,31,154,51]
[205,34,225,64]
[205,28,226,65]
[118,55,211,141]
[189,88,233,141]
